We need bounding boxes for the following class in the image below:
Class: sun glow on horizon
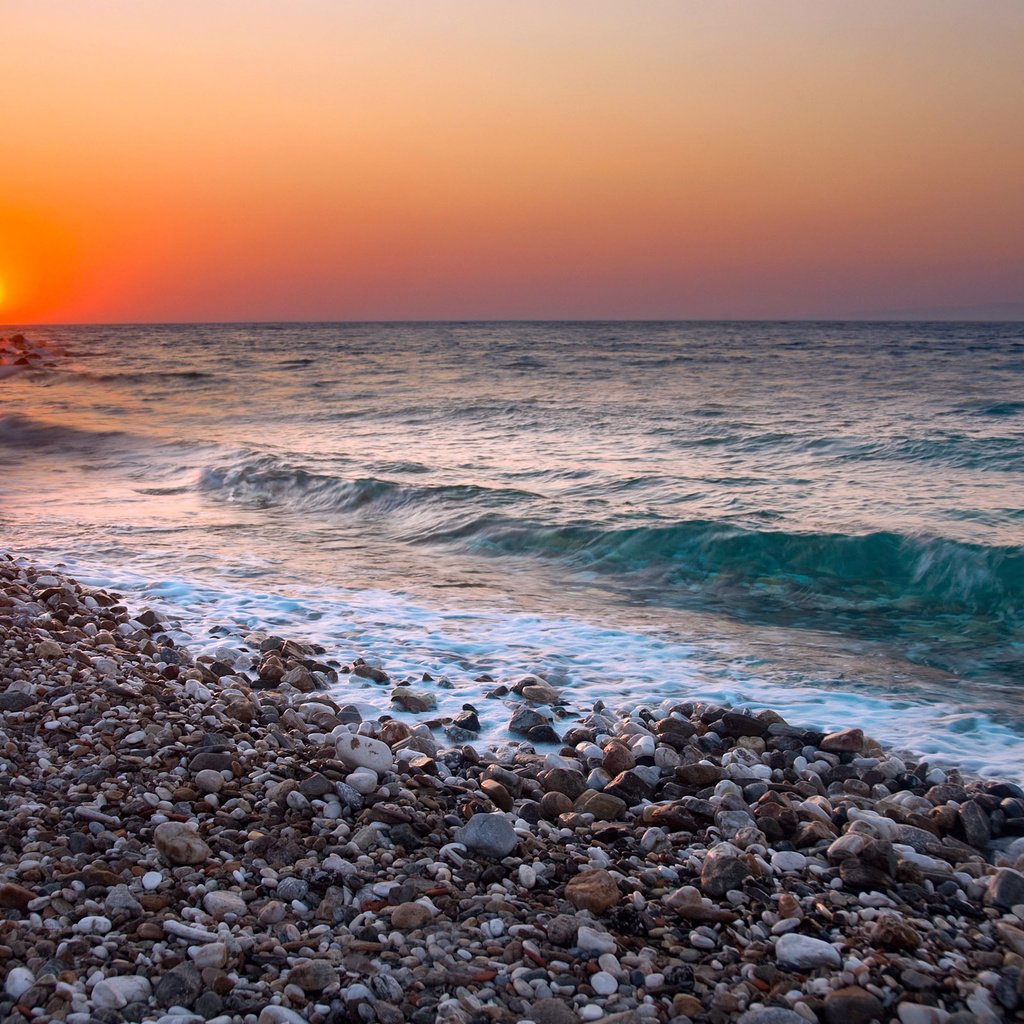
[3,0,1023,322]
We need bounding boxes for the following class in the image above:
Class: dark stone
[155,963,202,1008]
[958,799,991,848]
[604,768,656,805]
[188,751,234,773]
[719,711,769,738]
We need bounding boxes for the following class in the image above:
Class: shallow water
[2,321,1022,777]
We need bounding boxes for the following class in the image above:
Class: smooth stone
[391,901,432,930]
[92,976,153,1010]
[335,731,394,774]
[591,971,618,996]
[258,1008,308,1024]
[576,925,617,955]
[528,997,581,1024]
[203,890,247,919]
[142,871,163,891]
[73,915,112,934]
[987,868,1024,909]
[154,821,212,866]
[775,932,842,970]
[700,846,751,897]
[189,942,229,969]
[823,986,885,1024]
[194,769,224,794]
[565,869,620,913]
[154,963,202,1008]
[771,851,807,873]
[737,1011,808,1024]
[4,967,34,1000]
[455,812,519,858]
[288,959,338,993]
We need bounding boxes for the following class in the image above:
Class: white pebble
[591,971,618,995]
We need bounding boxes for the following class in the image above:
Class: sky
[2,1,1023,323]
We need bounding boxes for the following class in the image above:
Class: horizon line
[5,315,1024,329]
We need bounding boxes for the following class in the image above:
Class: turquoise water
[2,322,1022,776]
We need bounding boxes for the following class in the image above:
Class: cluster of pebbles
[2,555,1023,1024]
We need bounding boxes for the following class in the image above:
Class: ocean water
[2,321,1022,778]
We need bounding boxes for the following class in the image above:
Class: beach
[2,554,1022,1024]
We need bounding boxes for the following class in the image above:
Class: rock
[34,639,63,659]
[603,768,655,804]
[737,1011,807,1024]
[700,846,751,897]
[820,728,864,753]
[92,976,153,1010]
[335,731,394,773]
[675,763,724,787]
[896,1004,947,1024]
[542,766,588,800]
[289,959,338,993]
[153,821,212,866]
[154,962,202,1008]
[203,890,246,919]
[574,788,628,821]
[591,971,618,995]
[565,868,620,913]
[190,942,229,969]
[602,741,636,776]
[541,791,573,820]
[391,901,432,929]
[957,799,990,848]
[870,915,921,951]
[774,932,842,970]
[481,778,514,811]
[509,706,561,742]
[720,711,769,738]
[4,967,34,1000]
[391,686,435,712]
[194,768,224,794]
[546,914,580,947]
[528,998,581,1024]
[576,924,616,955]
[455,812,519,858]
[823,986,885,1024]
[770,851,807,873]
[0,882,35,910]
[259,1008,308,1024]
[987,867,1024,908]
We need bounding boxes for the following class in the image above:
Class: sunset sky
[2,1,1023,323]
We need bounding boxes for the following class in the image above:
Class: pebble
[0,556,1018,1024]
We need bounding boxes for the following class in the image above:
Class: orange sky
[2,1,1023,323]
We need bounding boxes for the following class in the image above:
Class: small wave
[196,456,539,517]
[0,413,125,449]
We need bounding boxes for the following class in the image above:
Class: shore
[1,553,1022,1024]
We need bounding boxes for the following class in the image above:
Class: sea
[1,321,1022,779]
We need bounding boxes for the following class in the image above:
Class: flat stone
[820,728,864,753]
[335,732,394,774]
[775,932,842,970]
[675,763,724,787]
[154,821,212,866]
[154,962,202,1008]
[194,768,224,794]
[92,976,153,1010]
[455,812,519,858]
[203,890,246,919]
[0,882,35,910]
[576,924,617,955]
[823,986,885,1024]
[700,846,751,897]
[737,1011,808,1024]
[391,901,432,930]
[575,788,628,821]
[565,868,620,913]
[289,959,338,993]
[987,867,1024,909]
[528,998,581,1024]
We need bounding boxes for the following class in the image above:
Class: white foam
[53,557,1024,784]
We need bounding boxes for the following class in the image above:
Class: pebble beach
[2,554,1023,1024]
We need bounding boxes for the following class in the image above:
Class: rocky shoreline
[1,554,1022,1024]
